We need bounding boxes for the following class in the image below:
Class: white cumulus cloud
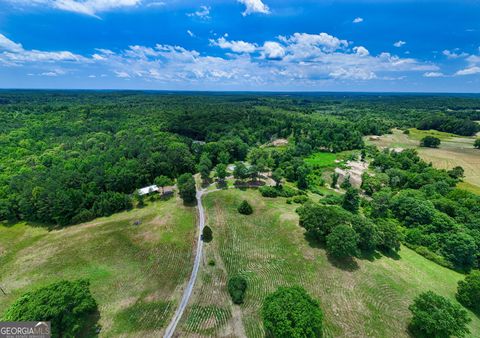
[7,0,143,17]
[442,49,468,59]
[393,40,406,48]
[210,37,257,53]
[423,72,445,78]
[353,46,369,56]
[237,0,270,16]
[353,17,363,23]
[455,66,480,76]
[0,33,85,65]
[187,5,210,19]
[261,41,285,60]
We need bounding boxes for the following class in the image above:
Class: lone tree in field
[238,200,253,215]
[228,275,248,304]
[457,270,480,313]
[202,225,213,242]
[177,173,196,204]
[326,225,359,258]
[3,279,99,338]
[262,286,323,338]
[474,139,480,149]
[420,136,441,148]
[409,291,471,338]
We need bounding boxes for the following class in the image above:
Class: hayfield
[0,196,196,337]
[367,129,480,192]
[179,189,480,337]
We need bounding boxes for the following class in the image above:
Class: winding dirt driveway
[163,187,210,338]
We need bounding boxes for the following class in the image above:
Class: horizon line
[0,88,479,96]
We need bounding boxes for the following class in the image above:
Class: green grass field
[0,196,196,337]
[304,152,338,167]
[179,189,480,337]
[367,129,480,192]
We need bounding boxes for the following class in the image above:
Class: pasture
[0,196,196,337]
[367,129,480,192]
[179,189,480,337]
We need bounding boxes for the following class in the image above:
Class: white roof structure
[138,185,159,196]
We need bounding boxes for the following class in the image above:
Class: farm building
[137,185,159,196]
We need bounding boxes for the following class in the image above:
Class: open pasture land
[178,189,480,337]
[367,129,480,191]
[0,197,196,337]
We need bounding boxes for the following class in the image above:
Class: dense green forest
[0,91,479,226]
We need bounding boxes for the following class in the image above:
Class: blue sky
[0,0,479,92]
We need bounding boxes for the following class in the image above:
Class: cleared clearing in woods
[0,197,196,337]
[178,189,480,338]
[367,128,480,193]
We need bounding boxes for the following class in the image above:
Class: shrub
[228,276,248,304]
[420,136,441,148]
[292,195,309,204]
[319,195,343,205]
[260,186,301,198]
[2,279,98,338]
[475,139,480,149]
[326,225,359,258]
[208,259,216,266]
[238,200,253,215]
[409,291,470,338]
[259,186,279,198]
[202,225,213,242]
[457,270,480,313]
[262,286,323,338]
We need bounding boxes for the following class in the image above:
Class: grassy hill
[0,196,195,337]
[178,189,480,337]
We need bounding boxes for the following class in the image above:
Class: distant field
[367,129,480,192]
[0,197,196,337]
[178,189,480,337]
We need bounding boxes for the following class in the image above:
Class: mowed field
[0,196,196,337]
[178,189,480,337]
[367,129,480,192]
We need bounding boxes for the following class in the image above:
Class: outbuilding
[137,185,159,196]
